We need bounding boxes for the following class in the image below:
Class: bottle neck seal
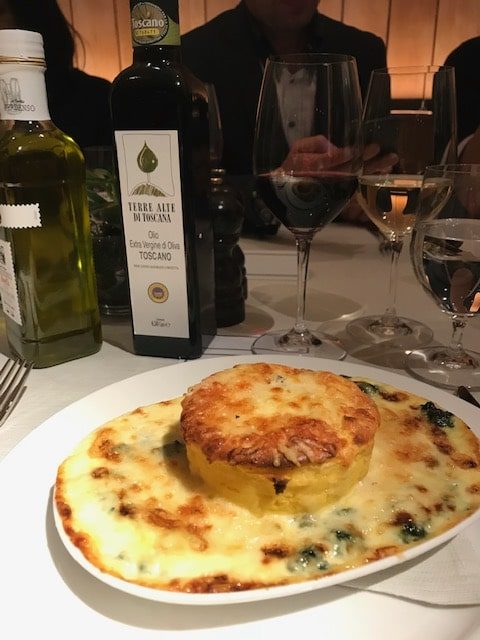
[0,60,50,122]
[130,0,180,49]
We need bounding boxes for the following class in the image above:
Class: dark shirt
[46,68,113,150]
[182,1,387,176]
[444,37,480,143]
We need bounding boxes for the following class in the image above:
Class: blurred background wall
[57,0,480,97]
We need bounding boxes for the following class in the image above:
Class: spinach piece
[400,521,427,543]
[420,401,454,428]
[296,514,317,528]
[331,529,357,557]
[287,546,329,573]
[355,381,380,396]
[335,529,354,541]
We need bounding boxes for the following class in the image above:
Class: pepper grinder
[210,168,246,327]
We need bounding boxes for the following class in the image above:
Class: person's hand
[281,134,366,224]
[363,143,399,174]
[338,196,370,225]
[282,137,398,176]
[279,136,399,227]
[470,292,480,313]
[281,134,358,173]
[337,144,399,226]
[450,268,480,313]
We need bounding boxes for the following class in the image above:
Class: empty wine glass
[347,66,457,346]
[407,164,480,389]
[251,53,363,358]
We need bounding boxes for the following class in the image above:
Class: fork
[0,357,33,428]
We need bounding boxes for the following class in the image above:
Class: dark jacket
[444,37,480,143]
[182,1,387,176]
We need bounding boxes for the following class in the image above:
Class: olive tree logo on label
[0,78,35,115]
[148,282,169,303]
[131,2,168,45]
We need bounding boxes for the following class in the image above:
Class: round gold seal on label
[148,282,169,303]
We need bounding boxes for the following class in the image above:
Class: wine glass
[407,164,480,390]
[347,66,457,346]
[251,53,363,358]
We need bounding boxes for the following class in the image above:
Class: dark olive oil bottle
[0,30,101,367]
[111,0,216,359]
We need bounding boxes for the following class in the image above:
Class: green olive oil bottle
[111,0,216,359]
[0,30,101,367]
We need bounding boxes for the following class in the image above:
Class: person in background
[0,0,112,149]
[182,0,387,233]
[444,36,480,162]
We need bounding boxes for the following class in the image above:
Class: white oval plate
[50,354,480,606]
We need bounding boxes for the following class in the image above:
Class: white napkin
[344,530,480,606]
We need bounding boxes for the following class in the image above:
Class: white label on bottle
[114,130,189,339]
[0,203,41,228]
[0,238,21,325]
[0,66,50,122]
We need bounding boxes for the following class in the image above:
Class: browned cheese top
[180,363,380,469]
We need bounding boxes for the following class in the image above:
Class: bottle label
[0,203,41,228]
[0,67,50,121]
[115,130,189,339]
[0,238,21,324]
[130,1,180,47]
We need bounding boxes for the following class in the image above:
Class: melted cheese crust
[55,377,480,594]
[181,363,379,468]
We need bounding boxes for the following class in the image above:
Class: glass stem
[381,239,403,325]
[294,236,312,335]
[449,316,467,354]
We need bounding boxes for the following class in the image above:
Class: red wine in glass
[256,171,358,235]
